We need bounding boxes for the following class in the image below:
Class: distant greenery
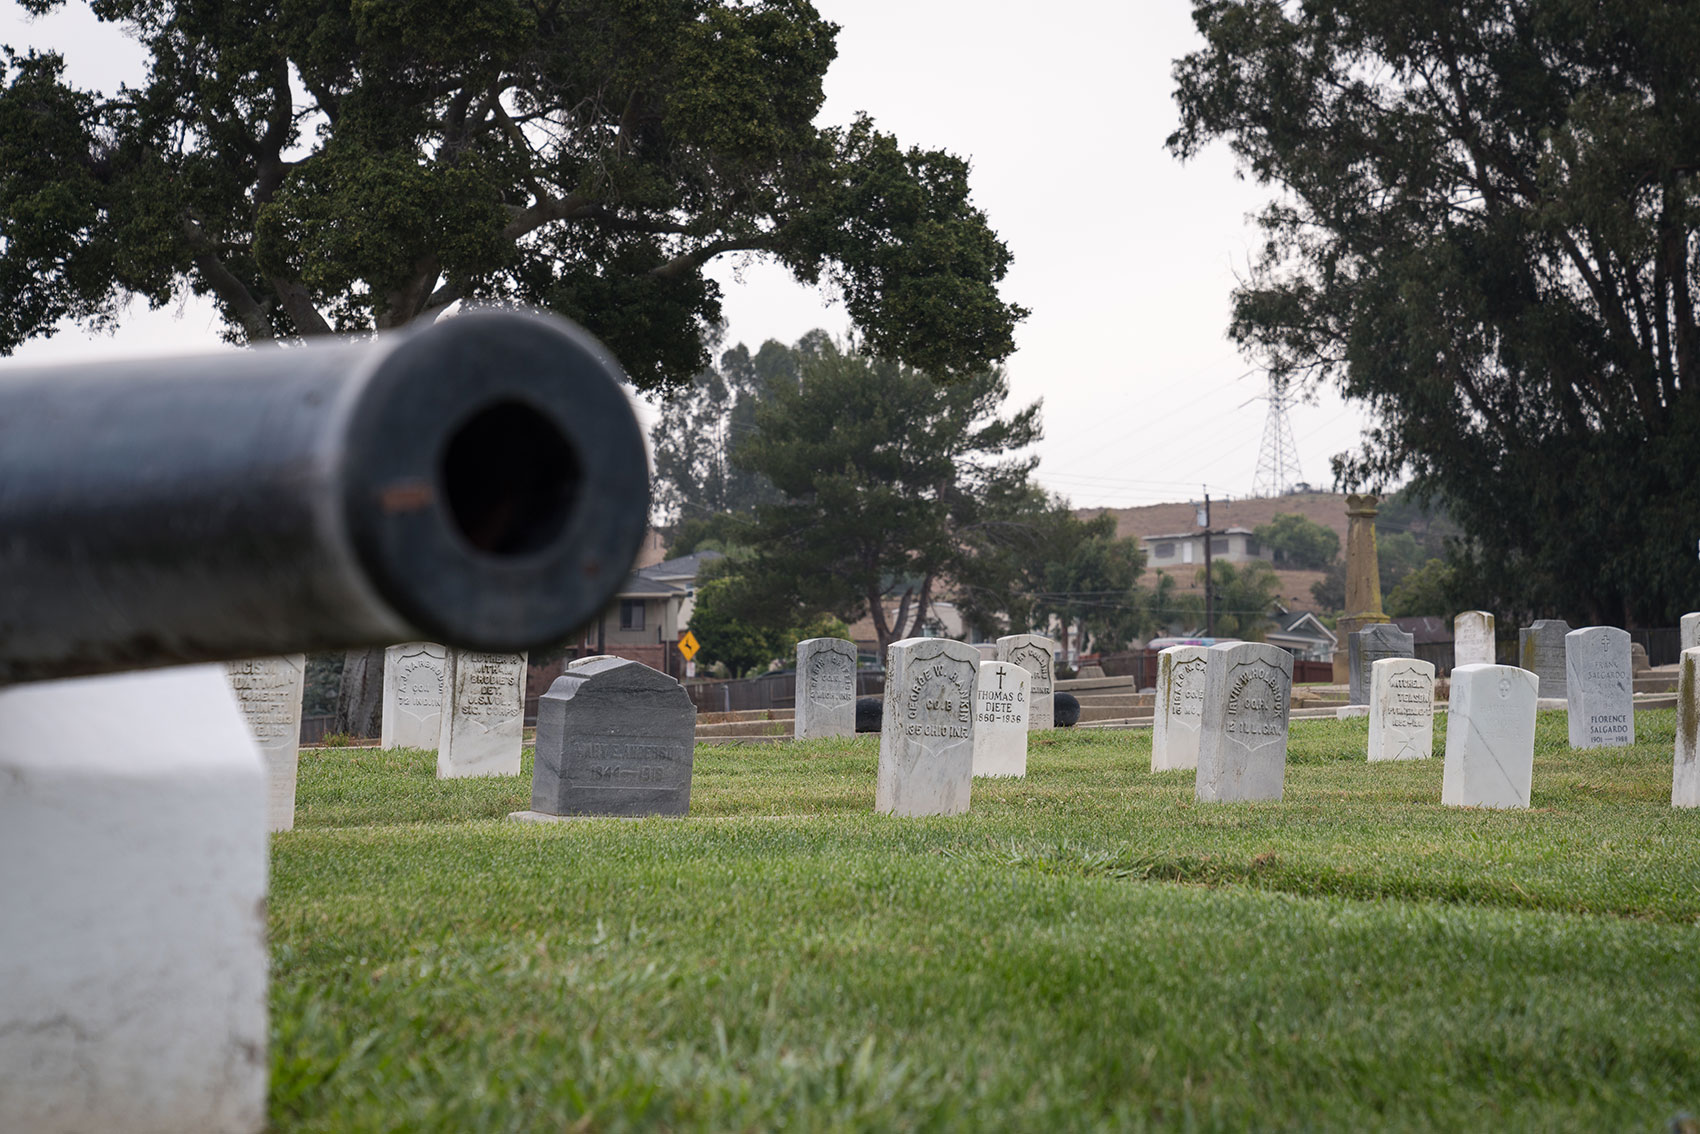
[276,712,1700,1130]
[1253,512,1340,570]
[1198,559,1281,640]
[1386,557,1459,619]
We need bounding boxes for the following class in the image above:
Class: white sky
[0,1,1375,509]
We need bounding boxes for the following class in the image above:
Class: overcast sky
[0,1,1375,509]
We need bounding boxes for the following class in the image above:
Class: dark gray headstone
[1348,624,1414,705]
[525,657,695,817]
[1518,619,1573,700]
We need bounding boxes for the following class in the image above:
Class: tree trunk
[335,646,385,738]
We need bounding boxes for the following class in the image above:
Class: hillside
[1079,491,1350,615]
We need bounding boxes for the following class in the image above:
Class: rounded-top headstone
[1442,663,1537,809]
[996,634,1057,730]
[1683,614,1700,654]
[526,656,696,818]
[382,641,447,751]
[1368,656,1435,762]
[1348,624,1414,706]
[1152,644,1209,772]
[1453,611,1496,669]
[1564,626,1634,749]
[795,637,858,739]
[1195,642,1293,802]
[878,637,980,816]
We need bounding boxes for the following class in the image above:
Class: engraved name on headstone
[1565,626,1634,749]
[1453,610,1496,669]
[972,661,1029,778]
[1348,624,1414,706]
[225,654,306,832]
[1442,663,1537,809]
[1151,644,1209,772]
[381,641,447,750]
[437,650,527,778]
[518,657,695,818]
[1368,656,1435,762]
[794,637,858,740]
[1674,647,1700,808]
[1517,619,1572,701]
[877,638,979,816]
[1195,642,1293,803]
[997,633,1056,730]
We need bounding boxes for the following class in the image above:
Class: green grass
[272,711,1700,1131]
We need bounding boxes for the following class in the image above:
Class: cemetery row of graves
[235,611,1700,832]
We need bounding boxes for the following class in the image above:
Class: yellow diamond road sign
[677,631,700,661]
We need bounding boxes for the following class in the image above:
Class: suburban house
[1267,610,1338,662]
[1141,527,1272,569]
[565,550,724,679]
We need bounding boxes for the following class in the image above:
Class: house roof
[1270,610,1339,646]
[615,573,688,599]
[1141,527,1258,541]
[638,549,725,582]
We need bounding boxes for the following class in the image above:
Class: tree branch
[179,215,270,342]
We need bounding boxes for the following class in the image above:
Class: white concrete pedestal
[0,666,270,1133]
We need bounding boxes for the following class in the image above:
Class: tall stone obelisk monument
[1331,492,1391,682]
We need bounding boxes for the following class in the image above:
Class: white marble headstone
[1565,626,1634,749]
[1151,644,1209,772]
[1683,614,1700,654]
[877,638,978,816]
[1518,619,1572,701]
[1674,648,1700,808]
[437,650,527,778]
[972,661,1029,777]
[225,654,306,832]
[794,637,857,739]
[997,633,1056,730]
[1368,656,1434,762]
[1195,642,1292,802]
[1442,663,1537,809]
[0,666,268,1133]
[1453,611,1496,669]
[381,641,447,750]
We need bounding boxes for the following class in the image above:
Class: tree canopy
[1171,0,1700,625]
[731,338,1042,654]
[2,0,1024,387]
[1253,512,1339,570]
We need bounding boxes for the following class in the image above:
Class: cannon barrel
[0,310,650,684]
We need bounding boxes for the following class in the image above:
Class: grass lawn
[271,710,1700,1131]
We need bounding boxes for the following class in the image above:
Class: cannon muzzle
[0,310,650,684]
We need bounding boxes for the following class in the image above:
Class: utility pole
[1196,492,1215,638]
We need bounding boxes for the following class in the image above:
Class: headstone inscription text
[225,654,305,832]
[1368,657,1434,762]
[794,637,858,739]
[519,657,696,818]
[437,650,526,778]
[381,641,447,750]
[1518,619,1572,701]
[997,634,1056,730]
[1195,642,1293,803]
[972,661,1029,777]
[877,638,979,816]
[1151,644,1209,772]
[1565,626,1634,749]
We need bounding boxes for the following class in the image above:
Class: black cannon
[0,310,649,684]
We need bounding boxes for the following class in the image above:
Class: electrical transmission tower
[1251,376,1303,497]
